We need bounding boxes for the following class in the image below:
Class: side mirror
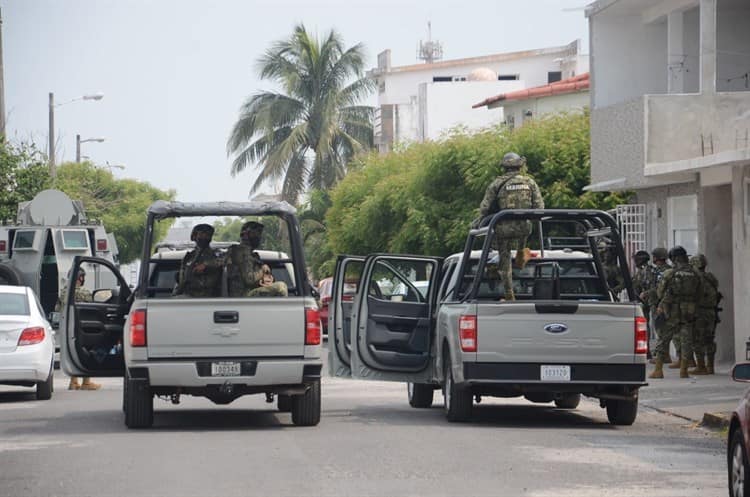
[732,363,750,382]
[49,312,61,329]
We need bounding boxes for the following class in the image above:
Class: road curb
[701,412,730,430]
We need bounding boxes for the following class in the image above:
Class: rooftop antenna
[417,21,443,64]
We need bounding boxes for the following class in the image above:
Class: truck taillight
[459,315,477,352]
[635,316,648,355]
[130,309,147,347]
[0,240,6,252]
[96,239,108,251]
[18,327,45,346]
[305,307,321,345]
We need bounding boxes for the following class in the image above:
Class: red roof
[472,72,590,109]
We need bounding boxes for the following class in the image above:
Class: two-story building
[585,0,750,362]
[371,40,589,153]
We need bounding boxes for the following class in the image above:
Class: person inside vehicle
[173,223,222,298]
[226,221,288,297]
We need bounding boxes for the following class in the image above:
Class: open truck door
[60,255,131,378]
[328,255,365,378]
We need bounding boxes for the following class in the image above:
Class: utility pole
[48,92,55,177]
[76,134,80,163]
[0,7,6,141]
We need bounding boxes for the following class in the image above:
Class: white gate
[615,204,647,270]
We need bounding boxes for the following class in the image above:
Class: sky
[2,0,589,202]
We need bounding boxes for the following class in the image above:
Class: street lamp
[48,92,104,177]
[76,135,106,163]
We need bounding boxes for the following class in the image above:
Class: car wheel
[0,263,23,286]
[606,398,638,426]
[36,366,53,400]
[124,376,153,429]
[554,393,581,409]
[443,356,472,422]
[291,379,320,426]
[277,394,292,412]
[729,429,750,497]
[407,383,434,408]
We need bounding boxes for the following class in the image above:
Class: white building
[585,0,750,362]
[371,40,589,152]
[473,73,590,128]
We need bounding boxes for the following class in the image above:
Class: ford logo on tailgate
[544,323,568,334]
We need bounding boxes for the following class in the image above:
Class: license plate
[211,362,241,376]
[541,365,571,382]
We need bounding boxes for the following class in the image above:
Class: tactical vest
[496,175,534,210]
[697,272,719,308]
[667,265,701,299]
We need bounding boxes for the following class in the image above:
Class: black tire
[443,356,472,422]
[554,393,581,409]
[124,376,153,429]
[729,429,750,497]
[36,366,53,400]
[122,376,127,412]
[606,398,638,426]
[277,394,292,412]
[407,383,434,408]
[291,379,320,426]
[0,263,23,286]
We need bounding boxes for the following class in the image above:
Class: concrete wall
[682,7,701,93]
[503,92,589,128]
[731,163,750,363]
[590,97,646,186]
[716,0,750,92]
[590,14,668,108]
[646,93,750,164]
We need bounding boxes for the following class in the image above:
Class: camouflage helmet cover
[501,152,526,170]
[190,223,214,241]
[651,247,668,260]
[240,221,264,236]
[668,245,688,260]
[690,253,707,270]
[633,250,650,262]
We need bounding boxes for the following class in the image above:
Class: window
[0,293,30,316]
[62,230,90,250]
[12,230,36,250]
[667,195,698,255]
[498,74,519,81]
[548,71,562,83]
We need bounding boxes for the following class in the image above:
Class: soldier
[642,247,672,364]
[56,267,101,391]
[631,250,652,354]
[477,152,544,300]
[598,240,625,299]
[650,246,702,379]
[690,254,721,375]
[226,221,288,297]
[173,224,222,298]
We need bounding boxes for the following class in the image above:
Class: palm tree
[227,24,375,204]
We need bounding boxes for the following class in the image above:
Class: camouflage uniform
[631,258,652,319]
[56,274,98,390]
[478,153,544,300]
[643,255,671,361]
[226,222,288,298]
[599,243,625,298]
[690,254,720,373]
[654,251,702,378]
[174,247,223,297]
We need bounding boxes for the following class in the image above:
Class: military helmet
[651,247,668,260]
[633,250,650,262]
[240,221,264,236]
[501,152,526,170]
[690,253,707,270]
[190,223,214,241]
[78,267,86,277]
[668,245,688,260]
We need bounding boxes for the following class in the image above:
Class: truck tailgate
[145,298,305,358]
[476,302,637,364]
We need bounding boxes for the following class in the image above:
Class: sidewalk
[640,361,746,429]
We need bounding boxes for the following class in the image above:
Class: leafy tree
[54,162,175,264]
[227,24,375,204]
[326,111,631,263]
[298,189,333,280]
[0,141,51,220]
[212,216,288,253]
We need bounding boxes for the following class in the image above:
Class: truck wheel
[443,357,472,422]
[122,377,127,412]
[277,394,292,412]
[554,393,581,409]
[292,379,320,426]
[606,398,638,426]
[0,264,23,286]
[124,377,153,429]
[36,366,54,400]
[407,383,434,408]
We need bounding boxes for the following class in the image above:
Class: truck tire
[444,356,472,422]
[407,383,434,408]
[36,365,54,400]
[0,264,23,286]
[277,394,292,412]
[124,377,153,429]
[292,379,320,426]
[606,398,638,426]
[554,393,581,409]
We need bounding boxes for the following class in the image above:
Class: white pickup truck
[59,201,323,428]
[329,209,647,425]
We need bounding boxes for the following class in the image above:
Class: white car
[0,285,55,400]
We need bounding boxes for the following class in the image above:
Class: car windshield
[0,293,30,316]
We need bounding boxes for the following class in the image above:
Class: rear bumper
[463,362,646,385]
[128,357,323,388]
[0,345,54,383]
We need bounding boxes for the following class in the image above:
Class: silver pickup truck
[59,201,322,428]
[329,209,647,425]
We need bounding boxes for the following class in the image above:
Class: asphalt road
[0,348,728,497]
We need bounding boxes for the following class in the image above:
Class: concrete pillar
[699,0,717,95]
[668,11,684,93]
[732,164,750,363]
